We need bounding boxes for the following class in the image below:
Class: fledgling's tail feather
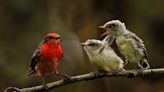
[26,68,36,77]
[138,59,150,69]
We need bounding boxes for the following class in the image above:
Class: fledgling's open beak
[99,25,111,37]
[99,25,106,29]
[81,43,87,46]
[99,25,107,37]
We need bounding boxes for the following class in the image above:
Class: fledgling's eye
[111,23,116,27]
[88,43,98,47]
[107,25,112,28]
[107,23,116,28]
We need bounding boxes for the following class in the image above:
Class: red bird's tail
[26,68,36,77]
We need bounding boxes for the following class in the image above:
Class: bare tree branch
[4,68,164,92]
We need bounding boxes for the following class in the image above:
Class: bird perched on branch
[27,32,70,90]
[82,36,124,75]
[99,20,150,72]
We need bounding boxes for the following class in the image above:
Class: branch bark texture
[4,68,164,92]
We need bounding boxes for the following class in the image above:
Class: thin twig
[4,68,164,92]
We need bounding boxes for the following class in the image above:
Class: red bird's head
[44,33,61,44]
[40,32,63,60]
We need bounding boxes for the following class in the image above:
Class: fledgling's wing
[127,31,148,59]
[102,35,116,45]
[127,31,150,69]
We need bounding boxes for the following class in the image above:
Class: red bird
[27,32,69,89]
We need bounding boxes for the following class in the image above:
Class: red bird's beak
[55,36,61,40]
[54,36,61,43]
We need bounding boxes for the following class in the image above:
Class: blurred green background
[0,0,164,92]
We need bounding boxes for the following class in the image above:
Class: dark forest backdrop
[0,0,164,92]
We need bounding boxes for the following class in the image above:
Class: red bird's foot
[42,77,48,90]
[56,74,72,82]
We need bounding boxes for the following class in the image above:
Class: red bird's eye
[48,36,54,39]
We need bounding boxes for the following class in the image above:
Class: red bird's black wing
[30,48,41,70]
[30,40,45,71]
[26,48,41,76]
[27,40,45,76]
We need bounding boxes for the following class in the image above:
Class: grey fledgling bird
[99,20,150,71]
[82,36,124,74]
